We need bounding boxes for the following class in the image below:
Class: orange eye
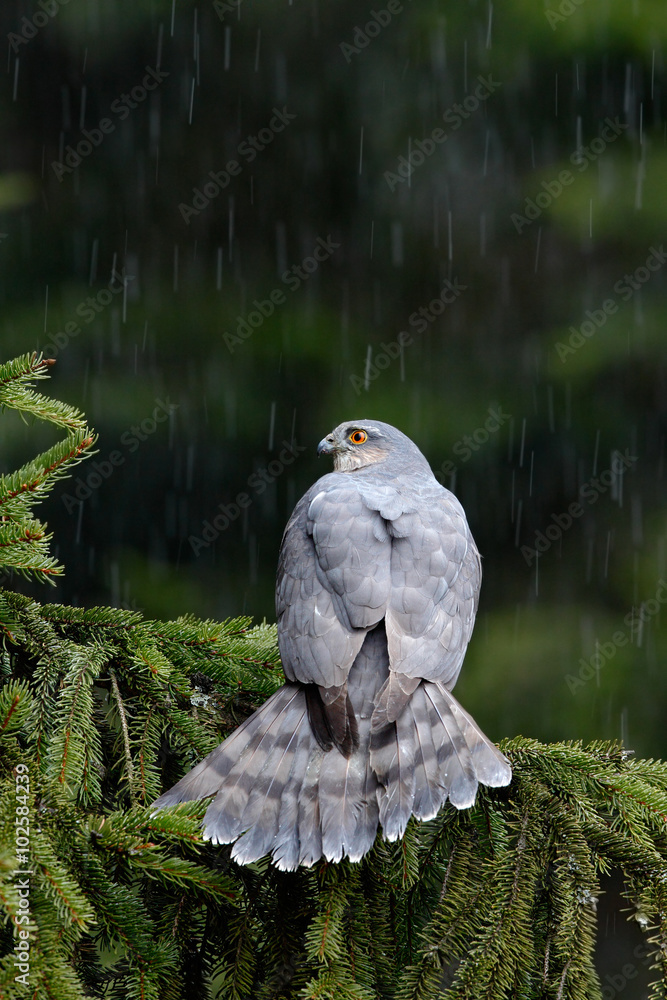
[349,430,367,444]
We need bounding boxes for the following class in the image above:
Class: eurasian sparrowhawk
[153,420,511,868]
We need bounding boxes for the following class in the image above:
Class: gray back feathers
[153,420,511,868]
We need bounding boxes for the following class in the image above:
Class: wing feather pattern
[276,475,392,693]
[154,421,511,871]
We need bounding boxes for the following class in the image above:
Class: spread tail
[371,679,511,841]
[153,626,511,868]
[152,678,380,871]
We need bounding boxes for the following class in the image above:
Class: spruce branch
[0,352,86,432]
[0,352,96,584]
[110,667,138,808]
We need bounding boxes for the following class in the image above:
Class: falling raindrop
[364,345,372,391]
[519,418,526,467]
[224,28,231,71]
[268,402,276,451]
[188,78,195,124]
[254,30,261,72]
[156,24,163,69]
[635,153,645,210]
[528,452,534,497]
[79,86,87,130]
[514,499,523,547]
[554,73,558,116]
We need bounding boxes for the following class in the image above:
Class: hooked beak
[317,436,336,456]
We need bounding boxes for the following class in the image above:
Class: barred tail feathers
[371,680,511,836]
[370,708,416,842]
[319,734,379,864]
[152,683,302,811]
[422,683,478,809]
[438,683,512,789]
[153,666,383,869]
[229,711,312,865]
[152,626,510,869]
[406,684,447,821]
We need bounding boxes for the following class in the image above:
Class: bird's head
[317,419,424,473]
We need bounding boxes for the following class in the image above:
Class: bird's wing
[380,487,481,688]
[276,473,392,692]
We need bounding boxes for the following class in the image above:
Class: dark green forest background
[0,2,665,985]
[1,0,665,771]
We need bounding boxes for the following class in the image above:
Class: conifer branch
[0,353,96,584]
[110,668,138,808]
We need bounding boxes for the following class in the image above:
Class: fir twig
[110,667,138,808]
[0,352,96,583]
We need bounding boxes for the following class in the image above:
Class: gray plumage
[152,419,511,869]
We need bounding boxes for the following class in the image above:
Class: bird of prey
[153,420,511,869]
